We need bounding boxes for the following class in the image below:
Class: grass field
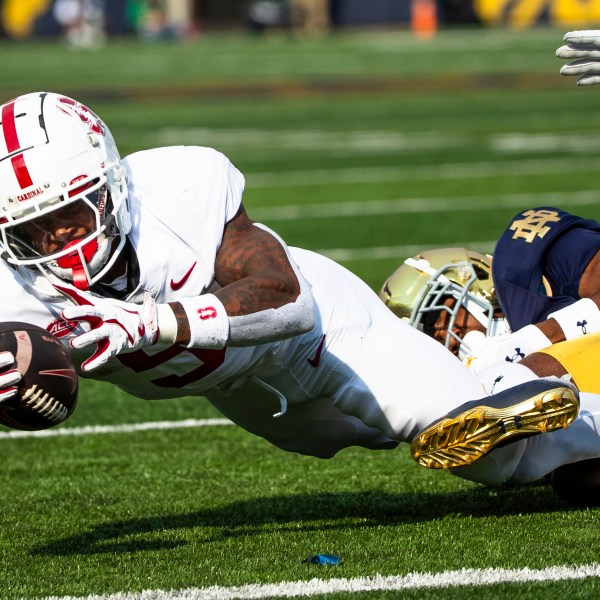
[2,26,600,599]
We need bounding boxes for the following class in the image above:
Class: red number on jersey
[117,346,226,388]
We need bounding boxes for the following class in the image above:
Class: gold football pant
[538,332,600,394]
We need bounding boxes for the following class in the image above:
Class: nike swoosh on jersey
[307,334,326,368]
[170,262,197,291]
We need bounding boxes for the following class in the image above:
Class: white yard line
[0,418,233,440]
[249,189,600,221]
[43,563,600,599]
[156,129,600,155]
[155,128,468,152]
[317,241,496,262]
[246,157,600,187]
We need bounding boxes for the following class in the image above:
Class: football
[550,458,600,507]
[0,322,78,431]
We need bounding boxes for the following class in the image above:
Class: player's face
[18,200,96,257]
[428,297,486,356]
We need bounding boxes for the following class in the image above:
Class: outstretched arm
[61,204,316,371]
[214,206,303,315]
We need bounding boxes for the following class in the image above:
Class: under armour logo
[577,320,588,334]
[509,209,561,243]
[490,375,504,395]
[505,348,525,363]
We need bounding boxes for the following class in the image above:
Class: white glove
[62,292,160,373]
[463,325,552,375]
[0,351,22,402]
[557,30,600,86]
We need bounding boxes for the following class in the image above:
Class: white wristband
[548,298,600,340]
[463,324,552,374]
[156,303,178,344]
[178,294,230,349]
[507,325,552,359]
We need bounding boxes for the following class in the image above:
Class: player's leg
[204,379,398,459]
[285,248,579,482]
[327,309,486,441]
[294,251,487,442]
[411,335,600,483]
[451,389,600,485]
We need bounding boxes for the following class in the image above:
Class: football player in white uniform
[0,91,585,487]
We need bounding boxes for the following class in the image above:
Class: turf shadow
[30,483,575,556]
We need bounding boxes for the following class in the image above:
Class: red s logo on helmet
[57,97,105,136]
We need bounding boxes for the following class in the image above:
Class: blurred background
[3,6,600,596]
[0,0,598,43]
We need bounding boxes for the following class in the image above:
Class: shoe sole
[410,386,579,470]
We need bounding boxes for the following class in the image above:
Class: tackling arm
[467,246,600,373]
[466,296,600,374]
[522,245,600,344]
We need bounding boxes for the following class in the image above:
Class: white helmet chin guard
[0,91,131,290]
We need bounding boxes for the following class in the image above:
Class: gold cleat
[411,380,579,470]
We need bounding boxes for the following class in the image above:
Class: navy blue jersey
[492,207,600,330]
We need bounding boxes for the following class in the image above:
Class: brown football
[0,322,78,431]
[551,458,600,507]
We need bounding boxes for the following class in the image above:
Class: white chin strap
[463,296,490,329]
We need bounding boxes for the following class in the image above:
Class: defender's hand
[0,351,21,402]
[557,30,600,86]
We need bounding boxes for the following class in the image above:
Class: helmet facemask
[407,259,499,358]
[379,248,509,359]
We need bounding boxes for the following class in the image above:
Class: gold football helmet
[379,248,506,357]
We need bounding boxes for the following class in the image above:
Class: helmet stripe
[10,153,33,189]
[1,101,33,189]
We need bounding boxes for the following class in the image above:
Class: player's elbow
[290,298,316,335]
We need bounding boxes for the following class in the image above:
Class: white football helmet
[379,248,509,358]
[0,91,130,290]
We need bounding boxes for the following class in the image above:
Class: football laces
[22,384,68,422]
